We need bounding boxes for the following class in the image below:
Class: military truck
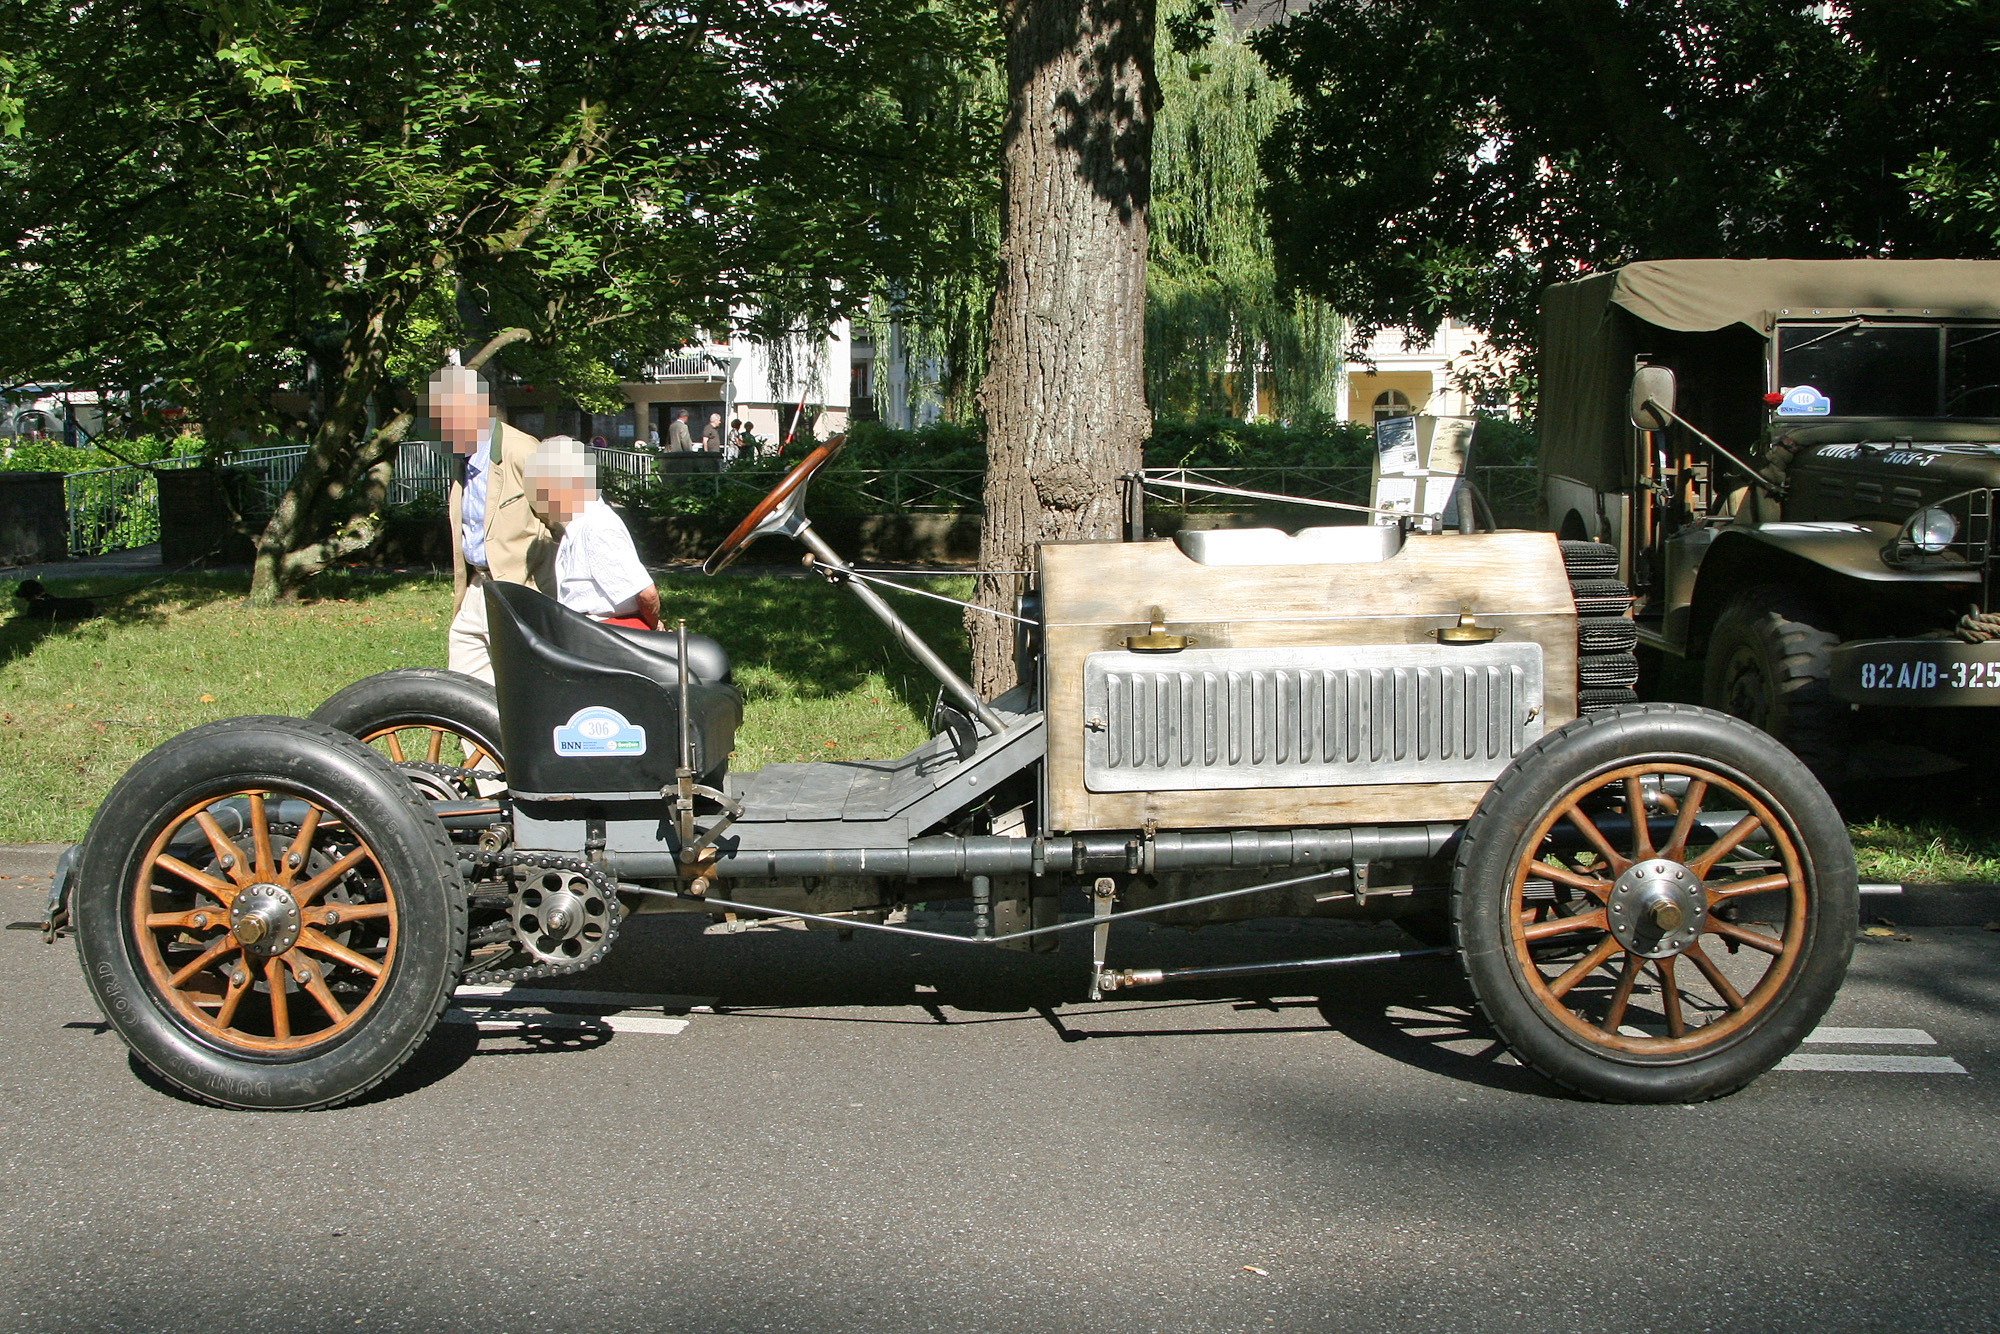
[1539,259,2000,784]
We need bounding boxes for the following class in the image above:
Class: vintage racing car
[55,439,1858,1109]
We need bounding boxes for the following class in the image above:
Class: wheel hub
[229,883,302,957]
[536,889,588,941]
[1606,859,1706,959]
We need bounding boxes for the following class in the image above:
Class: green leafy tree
[1254,0,2000,379]
[861,53,1005,428]
[0,0,993,600]
[1148,0,1342,421]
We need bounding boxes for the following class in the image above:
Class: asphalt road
[3,872,1997,1334]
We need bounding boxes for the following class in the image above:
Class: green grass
[0,570,968,843]
[1847,811,2000,885]
[6,570,1998,884]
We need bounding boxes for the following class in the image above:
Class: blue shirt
[461,430,492,569]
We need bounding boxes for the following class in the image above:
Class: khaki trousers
[447,571,493,684]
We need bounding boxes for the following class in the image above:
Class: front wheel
[1701,587,1844,790]
[1453,703,1855,1103]
[72,716,467,1110]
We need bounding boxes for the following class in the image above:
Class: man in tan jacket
[430,363,555,683]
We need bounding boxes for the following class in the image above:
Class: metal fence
[1142,466,1540,526]
[639,354,727,380]
[64,465,161,556]
[213,441,454,510]
[53,445,1542,557]
[60,441,452,556]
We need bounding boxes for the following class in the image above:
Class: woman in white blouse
[523,437,661,630]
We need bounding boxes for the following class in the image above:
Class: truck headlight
[1905,507,1958,553]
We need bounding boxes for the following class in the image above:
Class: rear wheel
[1702,588,1844,789]
[311,668,504,792]
[72,716,466,1110]
[1454,704,1855,1103]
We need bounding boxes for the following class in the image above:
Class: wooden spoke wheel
[73,716,465,1110]
[361,723,499,789]
[1507,761,1803,1056]
[132,788,397,1051]
[1455,704,1856,1103]
[311,668,505,790]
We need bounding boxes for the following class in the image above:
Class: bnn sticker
[553,706,648,757]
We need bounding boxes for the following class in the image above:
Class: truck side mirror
[1629,365,1676,432]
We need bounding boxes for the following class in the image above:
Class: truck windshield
[1776,321,2000,418]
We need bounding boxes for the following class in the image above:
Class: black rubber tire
[311,668,504,774]
[71,716,467,1110]
[1701,587,1845,790]
[1578,615,1638,654]
[1452,703,1856,1103]
[1569,578,1634,616]
[1579,651,1641,689]
[1559,540,1619,581]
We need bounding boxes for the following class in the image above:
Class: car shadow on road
[357,913,1582,1103]
[1314,985,1571,1099]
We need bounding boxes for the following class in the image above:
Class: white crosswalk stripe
[1775,1025,1968,1074]
[442,1008,690,1035]
[1775,1053,1968,1074]
[1802,1026,1936,1046]
[444,986,1975,1069]
[454,983,713,1010]
[446,984,713,1039]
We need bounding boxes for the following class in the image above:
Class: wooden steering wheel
[702,434,847,575]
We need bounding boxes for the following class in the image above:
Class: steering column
[703,436,1009,737]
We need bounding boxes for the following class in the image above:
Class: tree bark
[248,289,413,603]
[970,0,1155,696]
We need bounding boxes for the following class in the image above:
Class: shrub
[1144,414,1376,469]
[840,419,985,470]
[0,434,203,473]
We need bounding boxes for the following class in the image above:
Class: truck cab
[1539,259,2000,784]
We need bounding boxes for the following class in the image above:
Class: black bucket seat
[485,582,742,799]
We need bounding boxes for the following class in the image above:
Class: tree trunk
[970,0,1156,696]
[248,294,410,603]
[245,315,527,604]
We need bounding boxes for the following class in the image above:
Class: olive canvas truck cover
[1540,259,2000,494]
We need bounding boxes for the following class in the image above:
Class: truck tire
[311,668,504,790]
[1579,653,1640,689]
[1565,545,1639,715]
[1701,588,1845,789]
[71,716,467,1110]
[1578,615,1637,654]
[1453,704,1855,1103]
[1559,539,1619,581]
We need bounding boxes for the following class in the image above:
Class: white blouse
[555,500,652,618]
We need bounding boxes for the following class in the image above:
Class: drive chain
[394,758,506,800]
[460,848,623,983]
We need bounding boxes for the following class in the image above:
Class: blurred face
[426,367,490,455]
[708,414,722,428]
[530,471,595,525]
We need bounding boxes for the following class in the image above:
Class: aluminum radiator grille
[1082,643,1545,792]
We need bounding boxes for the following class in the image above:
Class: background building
[497,322,852,448]
[1336,318,1492,424]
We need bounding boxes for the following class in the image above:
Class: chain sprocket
[461,849,623,983]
